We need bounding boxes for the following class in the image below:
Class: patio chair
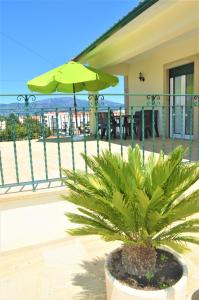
[133,110,159,141]
[123,115,131,139]
[98,112,117,139]
[112,115,131,140]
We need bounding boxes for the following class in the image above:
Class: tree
[62,145,199,276]
[0,114,52,141]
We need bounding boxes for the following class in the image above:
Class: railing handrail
[0,93,199,97]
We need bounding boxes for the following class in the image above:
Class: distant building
[0,120,6,131]
[43,111,90,134]
[19,116,26,124]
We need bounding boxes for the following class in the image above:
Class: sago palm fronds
[62,145,199,276]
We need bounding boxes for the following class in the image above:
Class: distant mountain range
[0,97,124,114]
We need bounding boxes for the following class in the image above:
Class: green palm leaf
[63,144,199,255]
[154,190,199,233]
[155,219,199,239]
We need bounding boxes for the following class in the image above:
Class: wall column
[124,76,129,112]
[89,93,98,135]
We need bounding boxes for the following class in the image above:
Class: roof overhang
[74,0,159,62]
[75,0,199,70]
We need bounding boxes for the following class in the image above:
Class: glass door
[185,73,194,136]
[169,63,194,139]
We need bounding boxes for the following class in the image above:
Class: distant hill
[0,97,124,114]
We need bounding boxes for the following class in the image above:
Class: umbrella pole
[73,84,78,130]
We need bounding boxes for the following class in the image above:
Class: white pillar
[124,76,129,113]
[89,93,98,135]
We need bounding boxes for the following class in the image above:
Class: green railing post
[0,150,4,186]
[142,106,145,164]
[189,104,193,161]
[55,108,62,179]
[171,105,175,151]
[152,102,155,155]
[39,114,42,137]
[108,107,111,152]
[83,108,87,173]
[11,114,19,183]
[198,106,199,160]
[26,114,35,190]
[95,105,99,156]
[181,105,184,142]
[69,108,75,171]
[119,106,123,157]
[41,109,48,181]
[131,106,134,148]
[161,106,165,159]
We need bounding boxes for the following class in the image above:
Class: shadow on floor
[110,137,194,160]
[72,257,106,300]
[192,289,199,300]
[36,135,95,143]
[0,180,63,196]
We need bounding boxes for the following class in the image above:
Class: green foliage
[62,145,199,254]
[160,254,168,262]
[146,271,155,282]
[159,283,169,289]
[0,114,52,141]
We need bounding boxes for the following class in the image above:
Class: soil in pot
[107,248,183,291]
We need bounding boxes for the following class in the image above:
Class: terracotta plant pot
[104,247,188,300]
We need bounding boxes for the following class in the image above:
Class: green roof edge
[74,0,160,62]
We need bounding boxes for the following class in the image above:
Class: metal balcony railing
[0,93,199,193]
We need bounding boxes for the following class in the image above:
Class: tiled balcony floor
[0,236,119,300]
[0,234,199,300]
[1,137,198,194]
[0,190,199,300]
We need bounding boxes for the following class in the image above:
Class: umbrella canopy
[27,61,118,93]
[27,61,118,130]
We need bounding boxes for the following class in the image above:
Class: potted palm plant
[62,145,199,300]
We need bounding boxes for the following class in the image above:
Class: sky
[0,0,139,103]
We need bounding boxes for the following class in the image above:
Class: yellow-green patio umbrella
[27,61,118,127]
